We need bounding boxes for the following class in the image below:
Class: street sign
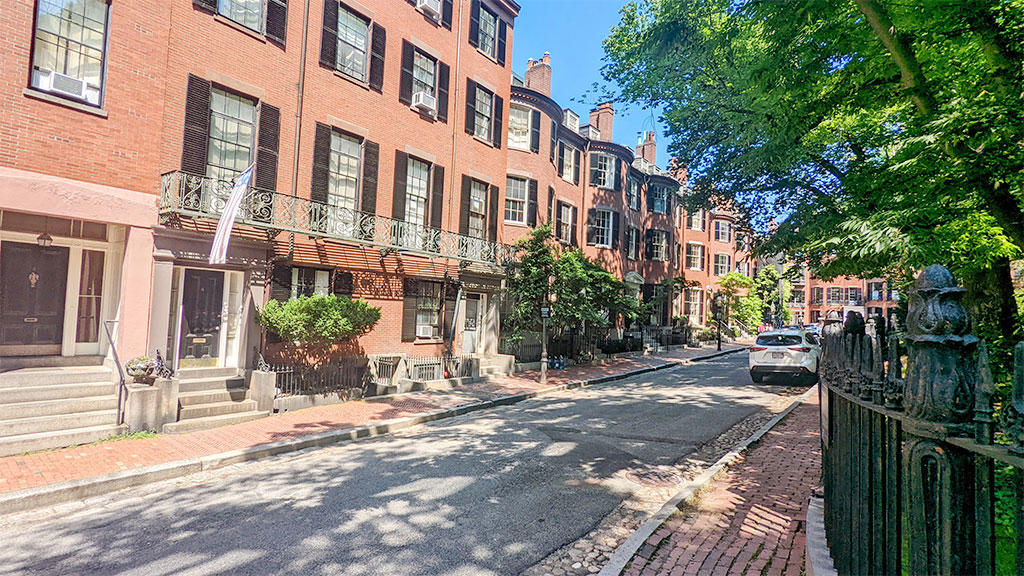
[540,306,551,319]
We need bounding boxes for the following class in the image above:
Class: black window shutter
[255,102,281,191]
[459,175,472,235]
[549,120,557,162]
[436,61,450,123]
[572,149,580,185]
[430,164,444,228]
[492,94,503,148]
[570,206,578,246]
[644,230,654,259]
[368,23,386,93]
[270,264,292,302]
[393,150,409,221]
[181,74,211,175]
[265,0,288,45]
[441,0,454,29]
[399,41,415,105]
[555,201,563,238]
[402,279,418,341]
[547,186,555,224]
[527,179,538,226]
[361,139,379,214]
[193,0,217,12]
[319,0,339,68]
[488,184,499,241]
[530,110,541,153]
[332,271,354,295]
[443,286,457,339]
[589,153,599,187]
[468,0,481,47]
[465,79,477,135]
[586,208,597,246]
[557,142,565,176]
[611,213,620,249]
[647,183,655,211]
[614,158,622,192]
[701,245,706,270]
[497,19,507,66]
[311,122,332,204]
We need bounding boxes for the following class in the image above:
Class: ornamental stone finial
[903,265,977,425]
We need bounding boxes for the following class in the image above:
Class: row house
[787,271,900,325]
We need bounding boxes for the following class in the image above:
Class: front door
[0,242,69,356]
[178,269,224,368]
[462,294,480,354]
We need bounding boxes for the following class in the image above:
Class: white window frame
[30,0,110,107]
[218,0,264,33]
[627,226,639,260]
[651,230,667,261]
[557,202,573,243]
[206,88,257,184]
[685,242,703,271]
[477,5,498,60]
[652,186,667,214]
[827,287,843,305]
[468,180,488,240]
[714,253,730,276]
[473,84,494,141]
[504,176,527,224]
[405,157,430,227]
[714,220,732,242]
[592,209,613,248]
[291,268,331,298]
[508,105,531,150]
[561,145,577,183]
[415,281,443,339]
[412,49,437,98]
[627,179,640,210]
[591,153,613,189]
[687,209,704,231]
[335,5,371,82]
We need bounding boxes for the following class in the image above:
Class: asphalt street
[0,354,793,576]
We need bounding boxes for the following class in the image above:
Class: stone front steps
[162,369,267,434]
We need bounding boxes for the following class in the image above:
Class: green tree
[259,295,382,364]
[753,267,792,325]
[717,271,757,327]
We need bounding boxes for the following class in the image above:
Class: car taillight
[750,347,767,352]
[789,346,811,352]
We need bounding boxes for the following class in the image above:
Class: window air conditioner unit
[411,91,437,115]
[44,71,86,100]
[416,0,442,19]
[416,325,435,339]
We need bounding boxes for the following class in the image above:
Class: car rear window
[756,334,803,347]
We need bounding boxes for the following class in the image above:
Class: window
[887,287,900,302]
[76,250,104,343]
[827,288,842,304]
[651,186,667,214]
[505,177,527,223]
[412,50,437,97]
[415,281,443,338]
[563,109,580,133]
[291,268,331,298]
[591,154,613,189]
[714,253,731,276]
[405,157,430,226]
[627,226,640,260]
[336,5,370,81]
[811,310,822,324]
[846,287,862,304]
[31,0,110,106]
[468,180,487,239]
[207,88,257,183]
[508,106,531,150]
[756,334,804,347]
[627,179,640,210]
[328,131,361,212]
[473,84,493,141]
[561,145,576,182]
[591,209,612,247]
[685,243,704,270]
[687,209,704,230]
[714,220,732,242]
[477,5,498,59]
[557,202,573,243]
[735,233,748,252]
[651,230,667,261]
[736,261,750,277]
[685,289,703,323]
[812,287,824,304]
[791,289,806,305]
[219,0,264,32]
[867,281,884,302]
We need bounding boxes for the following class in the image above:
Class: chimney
[588,102,614,142]
[524,52,552,96]
[636,131,657,165]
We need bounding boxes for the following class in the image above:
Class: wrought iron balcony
[159,171,517,266]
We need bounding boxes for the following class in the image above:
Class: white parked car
[748,330,821,383]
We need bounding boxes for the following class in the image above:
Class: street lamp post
[540,307,549,385]
[714,293,724,352]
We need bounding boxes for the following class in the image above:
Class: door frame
[169,265,244,371]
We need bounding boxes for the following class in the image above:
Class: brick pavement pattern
[0,345,743,497]
[621,391,821,576]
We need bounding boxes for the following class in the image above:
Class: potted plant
[125,356,158,385]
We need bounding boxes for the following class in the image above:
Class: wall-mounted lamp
[36,233,53,247]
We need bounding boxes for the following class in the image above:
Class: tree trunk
[962,257,1022,382]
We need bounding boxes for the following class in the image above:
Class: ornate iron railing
[819,264,1022,575]
[159,171,518,266]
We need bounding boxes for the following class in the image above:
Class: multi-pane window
[714,253,731,276]
[291,268,331,298]
[561,145,576,182]
[812,287,824,304]
[591,209,612,247]
[627,226,639,260]
[478,6,498,59]
[714,220,732,242]
[651,186,667,214]
[685,243,704,270]
[328,131,361,212]
[416,281,443,338]
[591,154,613,188]
[468,180,488,239]
[627,179,640,210]
[505,177,527,223]
[827,288,843,304]
[336,6,370,81]
[405,157,430,226]
[412,50,437,97]
[76,250,104,343]
[508,106,531,150]
[735,233,748,252]
[207,89,257,183]
[867,281,884,301]
[687,209,704,230]
[651,230,667,261]
[685,289,703,323]
[558,202,573,242]
[474,86,493,141]
[736,261,750,277]
[887,287,900,301]
[791,289,806,305]
[219,0,264,32]
[31,0,110,106]
[846,287,862,304]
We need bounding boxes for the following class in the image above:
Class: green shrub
[259,295,382,345]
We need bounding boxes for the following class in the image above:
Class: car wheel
[750,371,764,383]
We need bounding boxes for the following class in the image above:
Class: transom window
[505,177,527,223]
[508,106,531,150]
[687,209,704,230]
[328,131,361,211]
[478,6,498,58]
[686,243,704,270]
[627,179,640,210]
[468,180,488,239]
[405,157,430,226]
[412,50,437,97]
[651,186,667,214]
[336,6,370,81]
[207,89,257,183]
[651,230,667,260]
[714,253,731,276]
[592,209,612,247]
[591,154,613,189]
[31,0,110,106]
[474,86,493,141]
[219,0,263,32]
[714,220,732,242]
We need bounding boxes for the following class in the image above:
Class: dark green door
[0,241,69,355]
[178,269,224,367]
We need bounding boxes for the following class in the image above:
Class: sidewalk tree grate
[624,468,681,487]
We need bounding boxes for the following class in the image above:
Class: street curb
[0,349,741,517]
[805,495,837,576]
[598,384,818,576]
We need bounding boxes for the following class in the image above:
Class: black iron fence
[266,357,371,397]
[820,264,1021,575]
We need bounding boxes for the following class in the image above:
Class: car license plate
[772,352,785,359]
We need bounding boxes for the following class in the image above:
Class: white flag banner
[208,164,254,265]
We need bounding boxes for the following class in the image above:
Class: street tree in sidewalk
[717,271,758,329]
[754,267,791,326]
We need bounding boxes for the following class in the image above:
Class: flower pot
[133,375,156,385]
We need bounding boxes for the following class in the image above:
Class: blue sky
[510,0,670,168]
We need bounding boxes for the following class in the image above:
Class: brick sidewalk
[622,391,821,576]
[0,344,743,497]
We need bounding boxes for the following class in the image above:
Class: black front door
[178,269,224,367]
[0,242,70,355]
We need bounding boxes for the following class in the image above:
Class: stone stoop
[162,369,267,434]
[0,366,125,457]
